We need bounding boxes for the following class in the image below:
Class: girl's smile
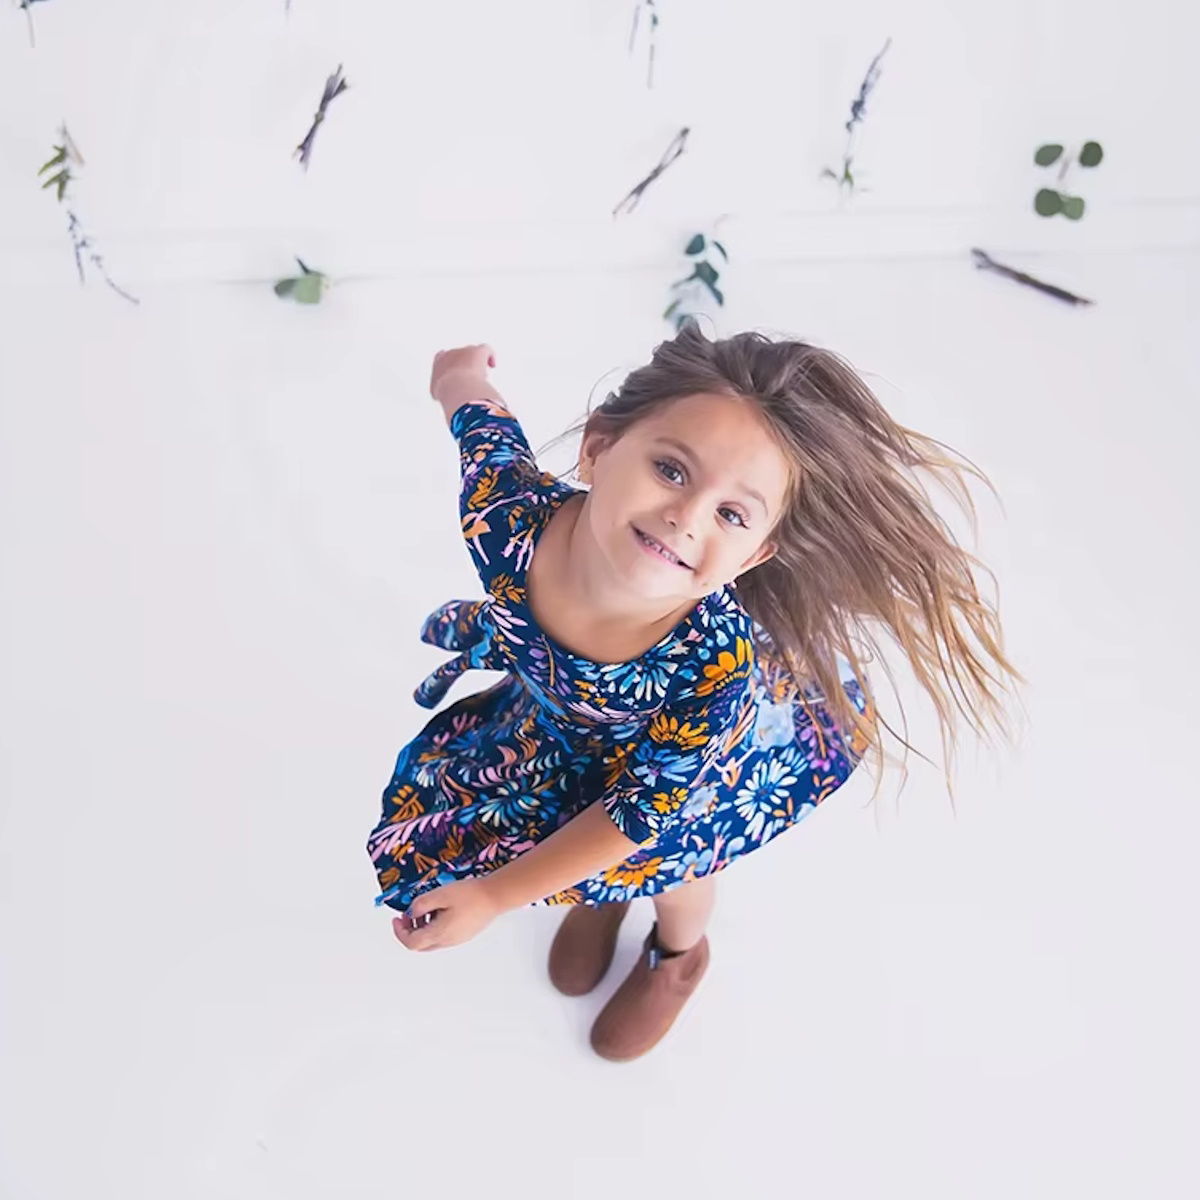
[632,525,692,569]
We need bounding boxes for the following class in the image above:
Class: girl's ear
[740,539,778,575]
[577,428,611,486]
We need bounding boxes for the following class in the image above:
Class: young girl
[366,325,1019,1062]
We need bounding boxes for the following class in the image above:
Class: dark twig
[295,63,349,169]
[65,211,140,304]
[628,1,659,89]
[612,126,689,218]
[846,37,891,132]
[971,249,1093,306]
[17,0,50,49]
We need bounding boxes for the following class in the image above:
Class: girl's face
[577,392,791,602]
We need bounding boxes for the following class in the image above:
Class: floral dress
[367,399,871,912]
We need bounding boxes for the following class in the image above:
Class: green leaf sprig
[37,126,138,305]
[273,257,328,304]
[37,139,73,202]
[1033,141,1104,220]
[821,37,891,196]
[663,230,728,331]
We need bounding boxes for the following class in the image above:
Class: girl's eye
[654,459,750,529]
[654,459,684,485]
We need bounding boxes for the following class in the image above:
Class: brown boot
[589,922,710,1062]
[547,901,631,996]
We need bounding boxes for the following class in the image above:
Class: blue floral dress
[367,399,871,912]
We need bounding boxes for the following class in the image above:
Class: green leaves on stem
[274,257,328,303]
[1033,141,1103,220]
[663,231,728,331]
[821,37,891,197]
[35,126,138,304]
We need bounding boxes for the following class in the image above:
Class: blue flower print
[752,696,796,750]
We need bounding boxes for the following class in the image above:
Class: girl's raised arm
[430,343,505,427]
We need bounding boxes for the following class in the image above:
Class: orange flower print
[694,635,753,697]
[387,785,424,823]
[489,572,524,605]
[468,467,500,508]
[461,511,491,542]
[648,713,709,749]
[650,787,688,815]
[602,857,664,888]
[603,741,636,789]
[438,825,465,862]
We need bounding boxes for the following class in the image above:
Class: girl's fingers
[392,909,440,947]
[393,921,433,950]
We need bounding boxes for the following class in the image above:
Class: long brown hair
[546,323,1024,803]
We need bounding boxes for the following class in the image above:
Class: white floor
[2,248,1197,1199]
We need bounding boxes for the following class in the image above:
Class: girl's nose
[663,498,700,539]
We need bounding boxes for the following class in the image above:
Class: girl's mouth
[633,526,691,569]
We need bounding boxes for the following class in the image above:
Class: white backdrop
[2,3,1198,1199]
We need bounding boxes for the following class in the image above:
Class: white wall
[2,4,1197,1199]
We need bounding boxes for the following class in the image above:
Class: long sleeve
[450,399,555,593]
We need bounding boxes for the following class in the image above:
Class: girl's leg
[651,873,717,953]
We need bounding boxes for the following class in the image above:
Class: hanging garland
[12,14,1107,317]
[37,125,138,304]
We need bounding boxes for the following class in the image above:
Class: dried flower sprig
[821,37,892,196]
[273,257,329,304]
[295,63,349,170]
[15,0,50,49]
[1033,141,1104,220]
[971,248,1093,307]
[37,126,138,305]
[612,126,689,218]
[628,1,659,89]
[663,227,728,331]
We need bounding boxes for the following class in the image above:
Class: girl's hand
[391,878,505,952]
[429,344,496,405]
